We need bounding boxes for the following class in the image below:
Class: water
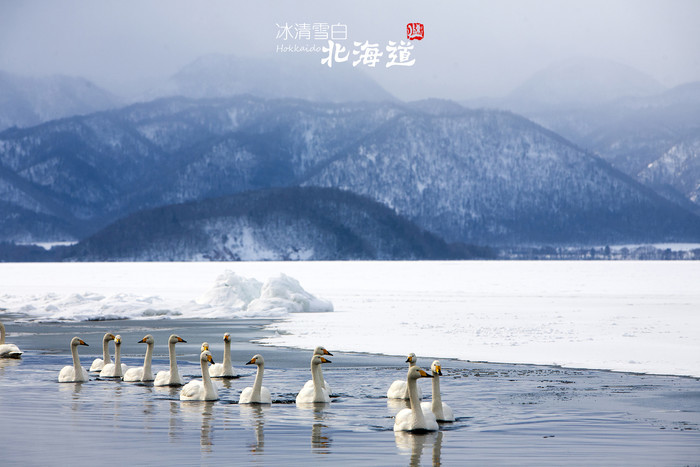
[1,318,699,466]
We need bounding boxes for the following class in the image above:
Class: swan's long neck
[431,373,442,414]
[408,376,425,425]
[102,337,112,363]
[114,343,122,377]
[0,323,5,344]
[168,341,179,380]
[311,361,324,400]
[143,342,154,378]
[71,344,82,374]
[252,363,264,399]
[223,339,232,372]
[201,357,214,397]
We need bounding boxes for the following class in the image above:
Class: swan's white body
[0,322,22,359]
[301,346,333,394]
[123,335,155,382]
[394,366,438,432]
[239,354,271,404]
[58,337,90,383]
[100,335,127,378]
[210,333,237,378]
[421,360,455,422]
[154,334,187,387]
[388,353,422,400]
[89,333,115,372]
[180,350,219,401]
[296,354,332,404]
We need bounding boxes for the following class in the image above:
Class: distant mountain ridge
[1,95,700,248]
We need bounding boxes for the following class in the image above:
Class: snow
[1,261,698,377]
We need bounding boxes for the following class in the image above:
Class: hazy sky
[1,0,699,100]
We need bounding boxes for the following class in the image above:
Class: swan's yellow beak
[177,337,187,343]
[202,343,209,351]
[115,337,121,344]
[418,369,433,378]
[322,348,333,356]
[138,336,147,343]
[246,357,256,365]
[207,354,214,364]
[406,356,414,363]
[320,357,331,364]
[435,365,442,376]
[79,339,88,346]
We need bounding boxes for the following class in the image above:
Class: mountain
[1,95,699,247]
[639,136,700,208]
[146,54,396,103]
[0,71,120,131]
[62,187,488,261]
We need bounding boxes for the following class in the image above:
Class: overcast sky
[1,0,699,100]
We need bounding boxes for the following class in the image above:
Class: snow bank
[247,274,334,315]
[195,271,262,309]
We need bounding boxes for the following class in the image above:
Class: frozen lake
[1,261,699,464]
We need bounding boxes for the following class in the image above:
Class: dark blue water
[0,318,699,465]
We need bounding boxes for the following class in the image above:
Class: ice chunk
[195,270,262,309]
[247,274,333,315]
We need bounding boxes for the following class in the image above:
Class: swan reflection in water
[296,402,333,454]
[178,400,217,452]
[395,430,443,466]
[239,403,266,453]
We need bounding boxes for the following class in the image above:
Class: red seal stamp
[406,23,424,41]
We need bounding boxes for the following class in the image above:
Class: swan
[301,346,333,394]
[180,350,219,401]
[201,342,209,352]
[154,334,187,387]
[210,333,237,378]
[89,333,115,372]
[393,366,438,432]
[123,335,155,382]
[239,354,271,404]
[100,335,127,378]
[296,354,332,404]
[421,360,455,422]
[0,322,22,359]
[58,337,90,383]
[387,353,423,400]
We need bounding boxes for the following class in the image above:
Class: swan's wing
[0,344,22,358]
[99,363,116,377]
[209,363,223,377]
[260,387,272,404]
[393,407,414,431]
[153,370,170,386]
[58,365,74,382]
[387,380,408,399]
[180,380,203,400]
[239,386,253,404]
[440,402,455,422]
[123,366,144,382]
[89,358,104,372]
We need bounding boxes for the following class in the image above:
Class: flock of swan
[1,322,454,432]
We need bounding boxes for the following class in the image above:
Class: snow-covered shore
[1,261,698,377]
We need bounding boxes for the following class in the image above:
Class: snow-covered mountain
[145,54,396,103]
[0,71,120,131]
[1,95,699,247]
[640,137,700,208]
[63,187,487,261]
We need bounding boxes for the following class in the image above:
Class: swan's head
[114,335,122,346]
[168,334,186,345]
[311,354,332,366]
[103,333,116,342]
[138,334,155,345]
[223,333,231,342]
[246,354,264,366]
[70,337,89,347]
[201,350,214,365]
[201,342,209,352]
[406,353,417,364]
[314,346,333,356]
[431,360,442,376]
[407,366,432,380]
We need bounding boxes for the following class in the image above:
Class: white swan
[180,350,219,401]
[58,337,90,383]
[210,333,237,378]
[89,332,115,372]
[123,335,155,382]
[100,334,127,378]
[154,334,187,387]
[394,366,438,432]
[421,360,455,422]
[239,354,271,404]
[387,353,423,400]
[301,346,333,394]
[296,354,332,404]
[201,342,209,352]
[0,322,22,359]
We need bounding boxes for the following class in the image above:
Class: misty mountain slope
[0,71,120,131]
[640,136,700,208]
[148,54,396,103]
[304,108,700,244]
[1,96,699,246]
[65,187,481,261]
